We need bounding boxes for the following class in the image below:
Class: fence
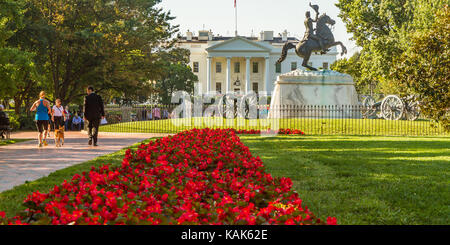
[101,104,448,136]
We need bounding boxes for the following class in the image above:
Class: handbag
[100,118,108,125]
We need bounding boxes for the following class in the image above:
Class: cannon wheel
[217,94,238,119]
[362,96,377,119]
[405,100,420,121]
[381,95,404,120]
[237,93,258,119]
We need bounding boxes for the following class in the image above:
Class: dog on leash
[54,126,65,147]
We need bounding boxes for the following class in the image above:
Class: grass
[0,139,154,217]
[0,139,29,146]
[240,135,450,225]
[100,117,447,136]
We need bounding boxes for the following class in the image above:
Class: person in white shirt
[52,99,66,130]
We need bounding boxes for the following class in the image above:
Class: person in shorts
[52,99,66,131]
[30,91,52,147]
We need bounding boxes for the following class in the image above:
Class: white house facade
[176,30,338,95]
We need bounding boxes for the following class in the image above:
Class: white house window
[252,82,259,93]
[234,62,240,73]
[193,62,199,73]
[291,62,297,71]
[275,63,282,73]
[216,82,222,94]
[216,62,222,73]
[253,62,259,73]
[323,62,329,69]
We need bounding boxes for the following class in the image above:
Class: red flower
[327,217,337,225]
[0,128,330,225]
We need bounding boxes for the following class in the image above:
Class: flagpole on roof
[234,0,238,37]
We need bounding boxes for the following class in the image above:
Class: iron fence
[101,104,448,136]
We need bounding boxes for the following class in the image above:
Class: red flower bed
[234,129,305,135]
[0,128,335,225]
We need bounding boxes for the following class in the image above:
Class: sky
[157,0,360,58]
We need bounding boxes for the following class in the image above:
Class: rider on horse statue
[303,3,327,54]
[276,2,347,71]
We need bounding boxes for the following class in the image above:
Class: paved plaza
[0,131,167,192]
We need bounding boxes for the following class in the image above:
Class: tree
[391,5,449,130]
[0,0,41,114]
[331,52,378,95]
[10,0,179,105]
[336,0,448,94]
[154,48,197,104]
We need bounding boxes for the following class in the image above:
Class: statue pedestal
[268,70,360,118]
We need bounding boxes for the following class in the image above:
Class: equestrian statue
[276,3,347,71]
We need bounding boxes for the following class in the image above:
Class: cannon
[199,93,260,119]
[362,95,420,121]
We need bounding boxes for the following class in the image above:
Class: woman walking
[52,99,66,131]
[30,91,52,147]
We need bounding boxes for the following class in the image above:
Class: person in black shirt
[83,86,105,146]
[0,105,9,139]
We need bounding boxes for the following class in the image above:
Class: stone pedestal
[269,70,360,118]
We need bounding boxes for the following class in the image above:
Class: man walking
[83,86,105,146]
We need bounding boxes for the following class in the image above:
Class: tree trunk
[14,96,23,115]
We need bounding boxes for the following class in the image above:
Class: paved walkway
[0,131,168,192]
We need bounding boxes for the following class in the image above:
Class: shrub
[7,113,20,130]
[233,129,305,135]
[7,113,35,131]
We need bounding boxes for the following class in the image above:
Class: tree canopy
[391,5,449,130]
[154,48,197,104]
[336,0,448,94]
[335,0,449,129]
[1,0,196,112]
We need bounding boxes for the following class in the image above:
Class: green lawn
[100,118,447,136]
[0,139,29,146]
[0,139,153,217]
[240,135,450,225]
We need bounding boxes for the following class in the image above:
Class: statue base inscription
[268,69,360,119]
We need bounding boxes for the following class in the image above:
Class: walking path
[0,131,168,192]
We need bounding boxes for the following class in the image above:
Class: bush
[8,113,35,131]
[7,113,20,131]
[0,128,335,225]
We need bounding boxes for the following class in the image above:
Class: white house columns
[206,57,211,92]
[204,56,272,94]
[192,36,338,96]
[245,57,251,93]
[264,57,270,93]
[226,57,231,93]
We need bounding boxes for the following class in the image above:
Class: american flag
[234,0,237,8]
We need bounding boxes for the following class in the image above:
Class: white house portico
[177,30,338,95]
[205,37,272,94]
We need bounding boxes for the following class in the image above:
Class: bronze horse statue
[276,11,347,71]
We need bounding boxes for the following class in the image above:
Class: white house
[176,30,338,96]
